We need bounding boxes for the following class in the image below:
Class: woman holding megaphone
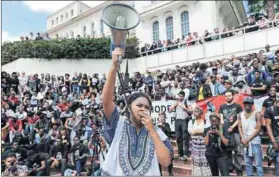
[101,48,173,176]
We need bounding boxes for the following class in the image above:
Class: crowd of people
[1,43,279,176]
[140,15,279,56]
[18,32,101,42]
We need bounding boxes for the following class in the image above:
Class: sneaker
[179,155,188,161]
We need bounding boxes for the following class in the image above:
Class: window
[65,12,68,19]
[71,31,74,38]
[152,21,159,42]
[60,15,63,22]
[71,9,74,17]
[181,11,189,37]
[56,17,58,24]
[91,22,95,37]
[166,17,174,40]
[83,26,87,38]
[51,20,54,26]
[100,20,104,34]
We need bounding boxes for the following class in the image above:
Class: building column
[159,15,166,42]
[173,11,181,40]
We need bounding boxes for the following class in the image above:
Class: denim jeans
[25,124,34,135]
[243,143,264,176]
[75,159,85,175]
[72,85,80,95]
[275,151,279,176]
[75,160,82,175]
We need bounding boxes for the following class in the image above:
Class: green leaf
[1,37,140,65]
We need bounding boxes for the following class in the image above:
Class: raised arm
[102,48,123,121]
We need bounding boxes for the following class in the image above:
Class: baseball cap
[224,79,232,85]
[221,75,229,80]
[243,96,254,104]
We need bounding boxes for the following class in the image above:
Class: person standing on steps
[204,114,230,176]
[101,48,173,176]
[169,90,193,161]
[157,111,174,176]
[219,90,243,176]
[188,106,212,176]
[265,92,279,176]
[238,96,263,176]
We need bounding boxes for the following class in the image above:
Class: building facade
[45,1,136,39]
[45,1,246,44]
[136,1,247,46]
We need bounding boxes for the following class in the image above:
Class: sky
[2,1,148,43]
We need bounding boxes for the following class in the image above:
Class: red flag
[196,93,249,119]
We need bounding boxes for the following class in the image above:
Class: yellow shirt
[198,86,204,100]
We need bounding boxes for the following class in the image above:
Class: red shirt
[8,119,23,132]
[8,96,19,104]
[58,103,70,112]
[186,36,194,46]
[27,115,40,124]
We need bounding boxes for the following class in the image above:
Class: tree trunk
[267,0,275,21]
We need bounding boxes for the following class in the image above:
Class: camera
[211,124,217,131]
[33,163,39,169]
[158,124,163,129]
[91,131,101,145]
[210,124,220,150]
[8,161,17,174]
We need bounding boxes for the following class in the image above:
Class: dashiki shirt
[101,107,174,176]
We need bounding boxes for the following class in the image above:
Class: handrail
[146,44,279,70]
[140,19,279,56]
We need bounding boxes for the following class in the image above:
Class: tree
[247,0,279,20]
[267,0,275,20]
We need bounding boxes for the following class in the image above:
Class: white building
[136,1,247,46]
[45,1,136,39]
[45,1,246,43]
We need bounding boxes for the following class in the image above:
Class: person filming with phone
[204,113,230,176]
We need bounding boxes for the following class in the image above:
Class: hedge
[1,37,140,65]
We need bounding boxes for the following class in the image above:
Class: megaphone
[102,3,140,63]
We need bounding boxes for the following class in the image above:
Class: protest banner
[151,94,268,132]
[151,100,176,131]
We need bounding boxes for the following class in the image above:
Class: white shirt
[19,76,28,86]
[37,92,45,100]
[101,117,168,176]
[15,111,27,120]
